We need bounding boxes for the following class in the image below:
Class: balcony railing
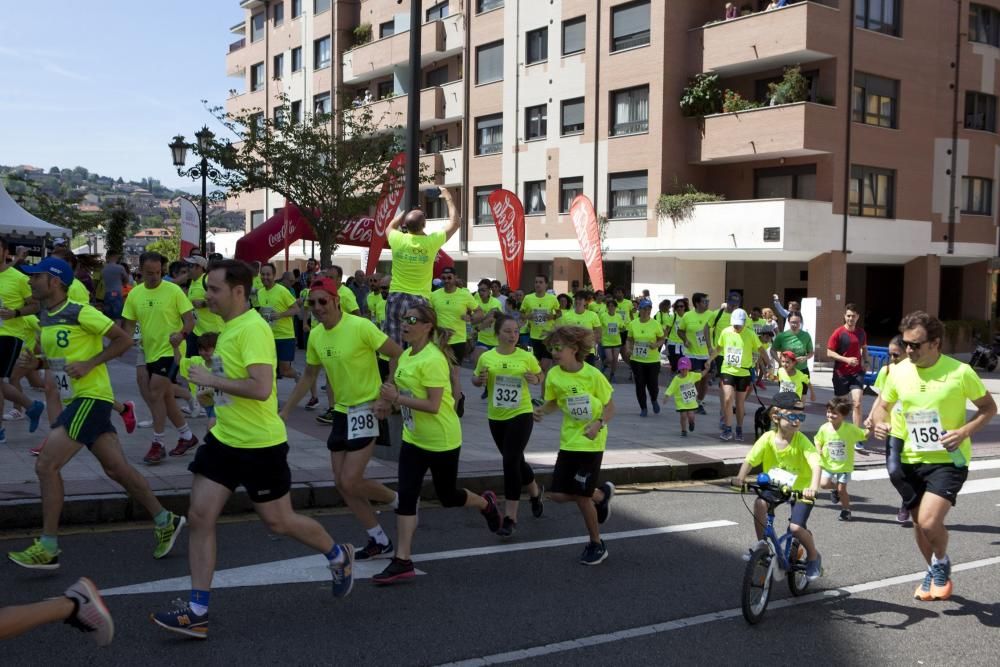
[478,143,502,156]
[229,38,246,53]
[612,120,649,136]
[609,204,647,219]
[612,30,650,52]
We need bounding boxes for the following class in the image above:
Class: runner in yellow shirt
[257,263,300,380]
[623,299,665,417]
[430,267,484,416]
[678,292,715,413]
[558,291,602,365]
[520,275,561,390]
[716,309,762,442]
[815,396,868,522]
[0,239,45,443]
[599,297,626,384]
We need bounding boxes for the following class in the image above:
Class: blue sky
[0,1,239,191]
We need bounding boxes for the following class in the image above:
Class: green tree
[144,226,180,262]
[103,200,136,257]
[198,92,421,268]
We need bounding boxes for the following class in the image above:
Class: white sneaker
[189,406,206,419]
[137,419,154,428]
[3,408,24,421]
[64,577,115,646]
[179,404,192,416]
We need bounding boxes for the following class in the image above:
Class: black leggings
[396,442,468,516]
[488,413,536,501]
[631,360,660,410]
[885,436,909,504]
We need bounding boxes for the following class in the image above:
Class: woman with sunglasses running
[623,299,666,417]
[658,299,686,374]
[864,335,909,524]
[472,314,545,537]
[373,304,503,584]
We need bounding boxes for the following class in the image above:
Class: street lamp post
[169,126,221,253]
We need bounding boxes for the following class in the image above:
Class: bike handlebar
[732,481,815,505]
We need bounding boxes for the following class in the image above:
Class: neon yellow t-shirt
[544,363,613,452]
[657,311,683,345]
[521,293,560,340]
[306,314,387,413]
[257,284,297,340]
[873,365,905,439]
[388,229,446,298]
[210,308,286,448]
[744,430,820,492]
[665,371,702,410]
[337,285,359,314]
[474,348,542,421]
[712,309,733,347]
[0,267,34,344]
[718,326,761,377]
[777,367,809,398]
[367,292,384,323]
[883,355,987,465]
[188,275,225,335]
[558,309,602,354]
[430,288,477,344]
[394,343,460,452]
[475,295,504,347]
[122,281,193,361]
[626,318,665,363]
[179,356,222,405]
[68,279,90,305]
[250,276,264,308]
[618,299,635,321]
[599,311,626,347]
[678,309,714,358]
[814,421,867,474]
[40,302,114,404]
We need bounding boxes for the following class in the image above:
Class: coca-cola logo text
[570,204,601,267]
[491,195,523,262]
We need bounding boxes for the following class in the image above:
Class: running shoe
[896,505,911,524]
[839,509,852,521]
[4,407,24,421]
[688,421,695,432]
[640,408,648,418]
[137,419,153,428]
[496,516,516,538]
[530,484,545,518]
[755,380,766,390]
[151,599,208,639]
[143,442,166,465]
[304,397,320,410]
[831,489,841,504]
[8,539,60,570]
[354,537,394,561]
[696,404,707,415]
[120,401,136,434]
[680,430,688,437]
[329,543,355,598]
[480,388,488,400]
[188,405,206,419]
[595,482,614,524]
[169,434,199,457]
[316,407,335,425]
[179,403,192,417]
[456,393,465,418]
[64,577,114,647]
[29,437,45,456]
[579,540,608,565]
[481,490,502,533]
[651,400,661,414]
[720,428,734,442]
[734,427,744,442]
[805,554,823,581]
[914,567,934,601]
[153,513,186,559]
[373,557,416,585]
[930,559,953,600]
[0,427,6,445]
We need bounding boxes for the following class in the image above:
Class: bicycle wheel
[787,539,810,596]
[741,544,773,624]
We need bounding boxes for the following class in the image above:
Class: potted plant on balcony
[767,65,810,105]
[655,182,725,227]
[353,23,372,47]
[722,90,763,113]
[680,73,723,117]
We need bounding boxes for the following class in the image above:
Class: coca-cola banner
[366,151,407,276]
[569,194,605,291]
[487,189,525,290]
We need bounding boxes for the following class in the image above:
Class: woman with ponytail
[373,303,502,585]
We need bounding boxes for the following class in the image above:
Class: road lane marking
[101,520,737,597]
[852,458,1000,484]
[436,555,1000,666]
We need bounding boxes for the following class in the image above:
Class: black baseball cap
[772,392,804,411]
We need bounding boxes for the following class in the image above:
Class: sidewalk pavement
[2,348,999,529]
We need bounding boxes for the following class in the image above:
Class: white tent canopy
[0,180,71,237]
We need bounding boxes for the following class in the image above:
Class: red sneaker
[30,438,47,457]
[143,442,166,465]
[169,434,199,457]
[120,401,137,434]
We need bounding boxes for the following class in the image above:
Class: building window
[852,72,898,128]
[251,12,265,43]
[849,165,895,218]
[273,2,284,26]
[377,80,394,99]
[612,1,650,52]
[425,66,449,87]
[273,53,284,80]
[561,97,584,135]
[379,20,395,39]
[965,92,997,132]
[476,41,504,84]
[314,36,331,69]
[425,130,448,154]
[609,171,648,219]
[560,177,583,213]
[855,0,901,37]
[611,85,649,136]
[754,165,817,200]
[524,181,547,215]
[250,62,265,92]
[250,210,265,229]
[314,0,331,14]
[426,1,449,22]
[475,185,500,225]
[424,196,448,220]
[291,46,302,72]
[970,4,1000,46]
[249,112,265,138]
[313,92,331,115]
[526,27,548,64]
[563,16,586,55]
[962,177,993,215]
[477,0,504,12]
[525,104,547,140]
[274,107,287,127]
[292,0,302,19]
[476,114,503,155]
[290,100,302,123]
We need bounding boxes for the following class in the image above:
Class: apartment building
[225,0,1000,340]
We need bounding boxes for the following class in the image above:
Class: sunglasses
[902,339,926,350]
[777,411,807,423]
[307,298,329,307]
[401,315,428,325]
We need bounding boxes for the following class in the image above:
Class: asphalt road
[2,462,999,665]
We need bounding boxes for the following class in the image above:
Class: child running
[731,391,823,580]
[533,325,616,565]
[776,350,809,399]
[179,333,221,433]
[815,396,868,521]
[664,356,700,436]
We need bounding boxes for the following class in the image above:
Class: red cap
[781,350,797,361]
[309,277,340,297]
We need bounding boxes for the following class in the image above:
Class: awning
[0,181,71,237]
